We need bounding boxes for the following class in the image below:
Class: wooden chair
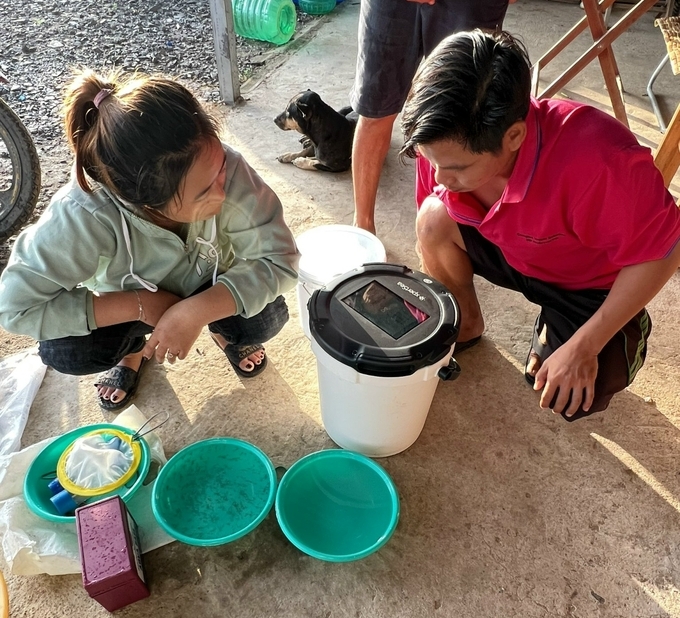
[654,102,680,192]
[531,0,660,128]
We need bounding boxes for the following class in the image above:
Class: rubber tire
[0,97,41,242]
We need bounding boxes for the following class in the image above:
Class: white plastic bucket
[311,339,454,457]
[295,225,386,338]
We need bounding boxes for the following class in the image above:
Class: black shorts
[350,0,509,118]
[459,224,652,421]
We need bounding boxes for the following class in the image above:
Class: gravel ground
[0,0,319,268]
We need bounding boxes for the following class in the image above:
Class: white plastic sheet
[0,348,46,456]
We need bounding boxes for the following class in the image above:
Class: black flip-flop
[211,336,268,378]
[525,346,538,387]
[454,336,482,354]
[525,315,547,387]
[94,357,148,412]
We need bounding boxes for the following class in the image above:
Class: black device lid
[309,264,460,377]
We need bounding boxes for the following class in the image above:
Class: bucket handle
[437,358,461,381]
[301,280,324,296]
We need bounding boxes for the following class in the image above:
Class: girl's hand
[142,300,204,364]
[142,284,237,363]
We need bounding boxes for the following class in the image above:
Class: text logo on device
[397,281,425,301]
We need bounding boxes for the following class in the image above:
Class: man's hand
[532,339,598,417]
[406,0,436,4]
[532,242,680,418]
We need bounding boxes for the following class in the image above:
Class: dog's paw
[277,152,298,164]
[292,157,320,171]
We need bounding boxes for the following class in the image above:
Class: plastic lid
[296,224,386,287]
[309,264,460,377]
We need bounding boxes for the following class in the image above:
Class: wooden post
[581,0,628,127]
[654,103,680,190]
[208,0,241,105]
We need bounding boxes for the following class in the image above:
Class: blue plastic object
[24,424,150,524]
[152,438,277,546]
[275,450,399,562]
[47,478,64,495]
[50,489,82,515]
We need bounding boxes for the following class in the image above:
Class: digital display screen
[342,281,429,339]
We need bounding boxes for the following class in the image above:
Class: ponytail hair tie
[93,89,112,109]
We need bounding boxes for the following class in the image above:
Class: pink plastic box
[75,496,150,612]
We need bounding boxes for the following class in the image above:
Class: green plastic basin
[275,450,399,562]
[152,438,277,546]
[23,423,150,524]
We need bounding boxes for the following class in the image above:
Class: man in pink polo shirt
[401,30,680,421]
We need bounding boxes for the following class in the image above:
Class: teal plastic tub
[151,439,399,560]
[23,423,151,524]
[152,438,277,546]
[275,450,399,562]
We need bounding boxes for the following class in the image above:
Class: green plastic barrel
[232,0,297,45]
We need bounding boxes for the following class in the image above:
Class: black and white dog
[274,90,358,172]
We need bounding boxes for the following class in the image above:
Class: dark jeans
[39,295,289,376]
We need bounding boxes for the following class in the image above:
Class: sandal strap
[209,335,268,378]
[94,365,140,392]
[233,344,264,360]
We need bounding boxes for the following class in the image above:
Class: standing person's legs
[350,0,510,234]
[208,295,289,378]
[350,0,420,234]
[422,0,510,57]
[351,115,398,235]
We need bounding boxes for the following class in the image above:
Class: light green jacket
[0,146,299,341]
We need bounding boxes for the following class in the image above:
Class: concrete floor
[3,1,680,616]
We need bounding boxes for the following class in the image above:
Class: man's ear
[504,120,527,152]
